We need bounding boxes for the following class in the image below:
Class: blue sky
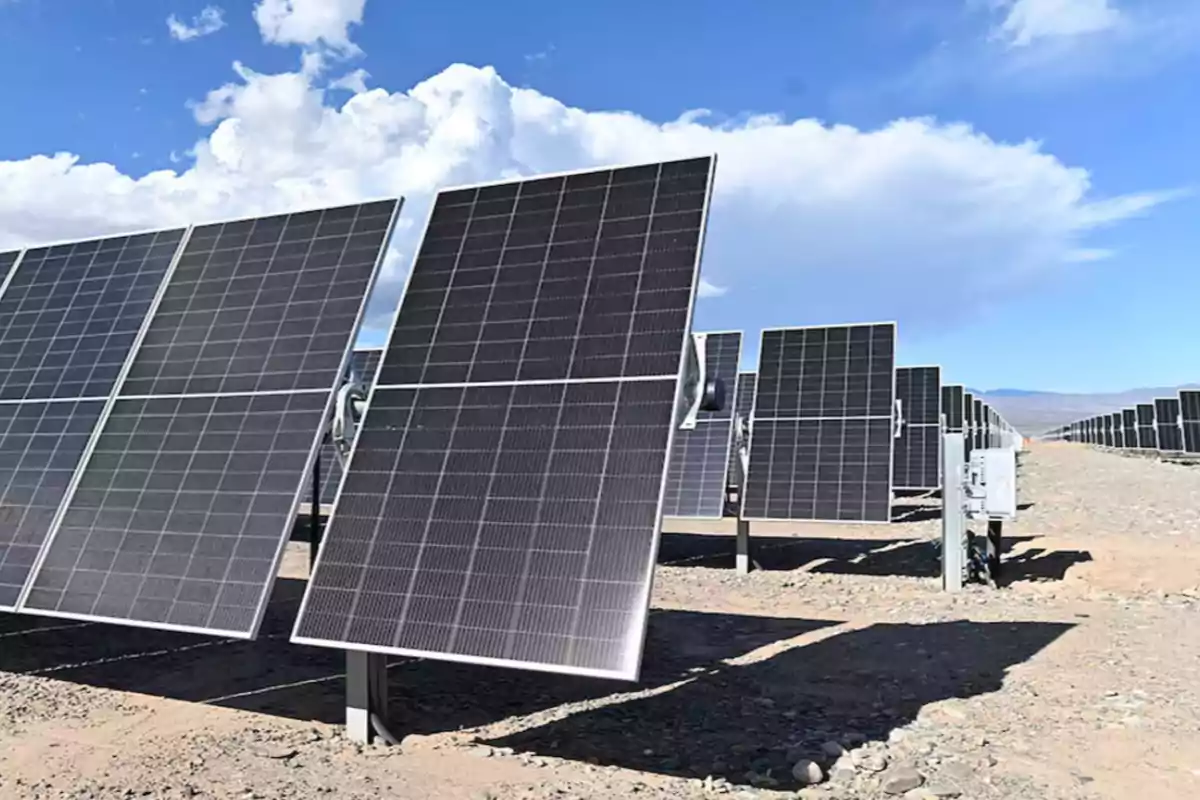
[0,0,1197,393]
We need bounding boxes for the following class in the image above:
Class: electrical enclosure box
[965,447,1017,521]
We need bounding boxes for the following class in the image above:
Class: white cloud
[0,59,1171,337]
[167,6,227,42]
[994,0,1121,47]
[697,279,728,298]
[252,0,365,56]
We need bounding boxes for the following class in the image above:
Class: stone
[831,766,857,784]
[882,767,924,795]
[923,783,963,798]
[859,754,888,773]
[822,741,847,758]
[256,746,297,760]
[791,759,825,785]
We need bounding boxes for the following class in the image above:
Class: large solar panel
[1155,398,1182,452]
[893,366,941,490]
[0,231,188,610]
[743,323,896,523]
[1111,412,1124,448]
[1135,403,1157,450]
[18,201,400,636]
[294,156,716,679]
[1101,414,1113,447]
[662,331,741,519]
[1180,391,1200,453]
[317,347,385,507]
[726,370,756,490]
[942,384,964,432]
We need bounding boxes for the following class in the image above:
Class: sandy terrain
[3,442,1200,800]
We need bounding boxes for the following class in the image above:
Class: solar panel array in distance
[20,201,400,636]
[294,156,716,679]
[743,323,896,523]
[1155,398,1182,452]
[1135,403,1158,450]
[1180,391,1200,453]
[942,384,964,432]
[0,232,187,610]
[1121,408,1137,448]
[662,331,741,519]
[893,366,941,491]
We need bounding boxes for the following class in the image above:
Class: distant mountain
[966,388,1044,398]
[973,384,1200,436]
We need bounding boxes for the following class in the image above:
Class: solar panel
[1180,391,1200,453]
[1110,412,1124,448]
[293,156,716,679]
[318,347,385,506]
[0,231,188,610]
[1155,398,1182,452]
[662,331,741,519]
[893,366,941,490]
[1101,414,1113,447]
[743,322,896,523]
[1120,408,1137,449]
[18,201,400,636]
[1135,403,1157,450]
[726,370,756,490]
[942,384,964,432]
[971,398,984,450]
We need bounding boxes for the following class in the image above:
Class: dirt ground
[3,442,1200,800]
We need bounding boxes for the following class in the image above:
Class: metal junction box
[966,447,1017,520]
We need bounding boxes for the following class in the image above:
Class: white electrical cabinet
[966,447,1017,520]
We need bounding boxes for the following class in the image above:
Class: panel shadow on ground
[0,585,832,730]
[485,620,1073,790]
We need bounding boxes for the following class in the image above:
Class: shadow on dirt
[0,582,835,729]
[486,620,1073,790]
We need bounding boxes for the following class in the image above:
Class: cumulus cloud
[252,0,365,56]
[0,56,1171,338]
[167,6,227,42]
[994,0,1122,47]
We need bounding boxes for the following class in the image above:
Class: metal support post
[345,650,389,744]
[941,432,966,592]
[986,519,1003,587]
[735,515,751,575]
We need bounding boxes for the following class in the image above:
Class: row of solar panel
[1,154,1021,685]
[1047,392,1200,453]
